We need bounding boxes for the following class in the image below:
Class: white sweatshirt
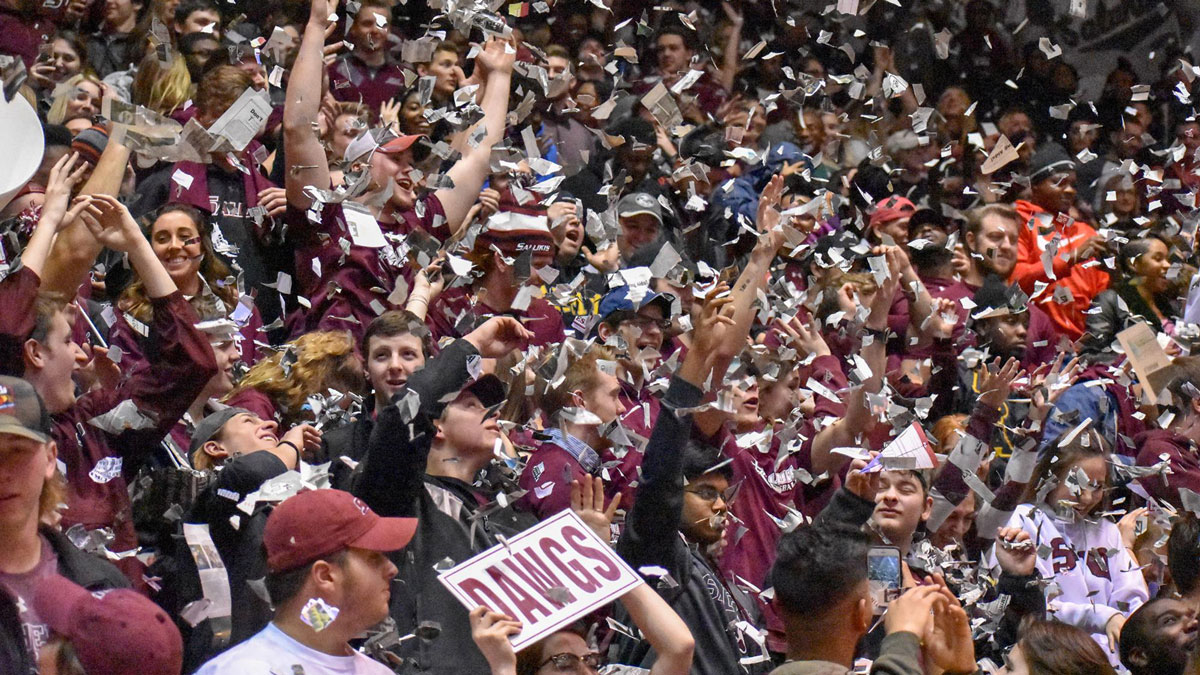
[997,504,1148,652]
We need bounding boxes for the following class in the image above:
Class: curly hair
[224,331,365,427]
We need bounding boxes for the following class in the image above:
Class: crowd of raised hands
[6,0,1200,674]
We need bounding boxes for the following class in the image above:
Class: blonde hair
[224,331,365,427]
[46,73,102,125]
[131,51,192,116]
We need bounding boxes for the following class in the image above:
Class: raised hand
[977,357,1022,410]
[1028,353,1083,423]
[844,453,881,502]
[776,314,831,359]
[279,423,323,459]
[866,247,903,330]
[922,576,976,673]
[77,194,144,253]
[308,0,339,28]
[1117,507,1147,553]
[753,174,786,260]
[994,526,1036,576]
[469,606,521,675]
[571,475,621,542]
[379,98,401,131]
[921,296,959,340]
[464,316,532,358]
[680,282,737,386]
[582,243,620,273]
[40,152,89,230]
[474,38,517,77]
[884,584,940,637]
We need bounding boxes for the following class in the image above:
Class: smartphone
[867,546,902,613]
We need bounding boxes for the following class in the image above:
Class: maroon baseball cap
[263,489,418,572]
[33,575,183,675]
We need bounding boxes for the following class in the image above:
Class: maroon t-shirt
[285,194,448,344]
[327,55,407,115]
[426,285,567,350]
[0,536,57,662]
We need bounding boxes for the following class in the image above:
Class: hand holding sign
[438,510,641,651]
[469,606,522,675]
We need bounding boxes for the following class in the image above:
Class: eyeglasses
[538,652,603,673]
[684,484,736,504]
[620,316,671,331]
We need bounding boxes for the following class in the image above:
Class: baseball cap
[460,373,508,408]
[264,489,418,572]
[617,193,663,225]
[189,406,251,455]
[598,284,675,324]
[868,195,916,228]
[343,128,425,164]
[34,575,183,675]
[0,376,51,443]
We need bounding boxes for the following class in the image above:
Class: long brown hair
[1017,617,1116,675]
[1020,426,1111,511]
[118,205,235,323]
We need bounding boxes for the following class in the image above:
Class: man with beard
[1120,598,1199,675]
[326,0,407,112]
[960,203,1059,369]
[283,0,514,342]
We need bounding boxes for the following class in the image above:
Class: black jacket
[1,527,129,675]
[1079,281,1176,364]
[610,376,770,674]
[354,338,538,675]
[321,394,376,492]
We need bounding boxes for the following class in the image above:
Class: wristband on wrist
[277,440,301,464]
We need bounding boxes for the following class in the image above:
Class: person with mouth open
[184,407,323,654]
[995,428,1148,666]
[282,0,516,345]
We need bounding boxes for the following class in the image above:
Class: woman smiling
[113,205,264,368]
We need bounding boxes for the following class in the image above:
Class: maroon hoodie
[1135,428,1200,509]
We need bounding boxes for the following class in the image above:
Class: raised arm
[807,248,899,474]
[436,39,515,235]
[41,136,132,296]
[283,0,337,211]
[22,153,90,278]
[716,2,744,92]
[617,292,732,572]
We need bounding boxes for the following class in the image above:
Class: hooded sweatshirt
[1135,428,1200,510]
[996,504,1147,663]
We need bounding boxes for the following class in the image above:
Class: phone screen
[867,546,902,613]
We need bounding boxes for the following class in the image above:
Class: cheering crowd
[5,0,1200,673]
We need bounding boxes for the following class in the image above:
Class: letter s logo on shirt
[1050,537,1078,575]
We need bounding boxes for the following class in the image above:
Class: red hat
[343,130,425,164]
[33,575,183,675]
[377,134,424,155]
[868,195,916,228]
[263,489,418,572]
[476,205,555,258]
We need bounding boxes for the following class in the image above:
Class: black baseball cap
[0,376,51,443]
